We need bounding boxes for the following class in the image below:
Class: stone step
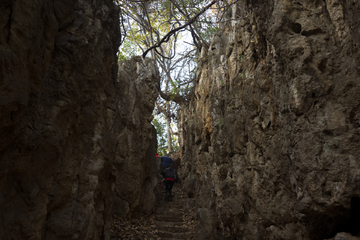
[155,201,184,205]
[156,197,182,202]
[159,238,182,240]
[155,221,186,227]
[154,207,185,213]
[160,238,193,240]
[155,221,189,233]
[157,230,190,239]
[155,214,183,222]
[154,208,184,214]
[153,184,193,239]
[157,224,189,233]
[156,205,184,210]
[155,202,183,207]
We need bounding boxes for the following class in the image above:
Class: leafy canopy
[115,0,236,153]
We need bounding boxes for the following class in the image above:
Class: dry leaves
[110,180,198,239]
[182,206,197,239]
[110,215,160,240]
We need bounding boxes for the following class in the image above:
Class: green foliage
[116,0,231,153]
[171,135,179,152]
[116,0,225,62]
[152,114,179,156]
[118,40,139,60]
[200,20,219,42]
[214,118,224,129]
[116,0,177,60]
[239,54,244,62]
[152,116,168,156]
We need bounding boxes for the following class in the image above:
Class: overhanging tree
[115,0,236,154]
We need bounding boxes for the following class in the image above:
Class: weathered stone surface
[0,1,159,240]
[112,57,160,219]
[178,0,360,239]
[327,232,360,240]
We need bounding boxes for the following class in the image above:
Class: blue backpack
[161,156,174,167]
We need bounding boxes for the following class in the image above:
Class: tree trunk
[164,72,173,154]
[166,102,173,154]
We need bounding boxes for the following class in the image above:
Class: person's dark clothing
[162,165,179,201]
[165,180,174,201]
[163,167,178,181]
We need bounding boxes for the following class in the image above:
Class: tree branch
[142,0,218,58]
[176,0,210,48]
[159,90,187,105]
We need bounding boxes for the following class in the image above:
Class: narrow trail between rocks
[110,177,196,240]
[153,178,196,240]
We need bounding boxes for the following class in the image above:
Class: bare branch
[142,0,218,58]
[159,90,187,105]
[123,0,151,2]
[154,48,176,60]
[175,0,209,48]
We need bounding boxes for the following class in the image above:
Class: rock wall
[112,57,160,219]
[178,0,360,239]
[0,1,159,239]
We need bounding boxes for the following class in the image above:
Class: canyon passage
[1,0,360,240]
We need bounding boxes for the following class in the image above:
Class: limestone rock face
[0,1,159,240]
[178,0,360,239]
[113,57,160,219]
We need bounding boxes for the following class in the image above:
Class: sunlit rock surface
[178,0,360,239]
[0,0,159,239]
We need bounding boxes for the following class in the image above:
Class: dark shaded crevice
[289,22,302,34]
[344,82,355,93]
[329,197,360,237]
[6,5,13,44]
[344,197,360,236]
[267,120,271,128]
[301,28,323,37]
[294,2,303,7]
[308,197,360,239]
[349,104,360,128]
[40,212,50,240]
[318,58,327,73]
[251,48,260,69]
[188,192,194,198]
[203,131,211,152]
[322,129,333,135]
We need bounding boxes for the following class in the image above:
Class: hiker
[162,164,179,201]
[159,156,174,175]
